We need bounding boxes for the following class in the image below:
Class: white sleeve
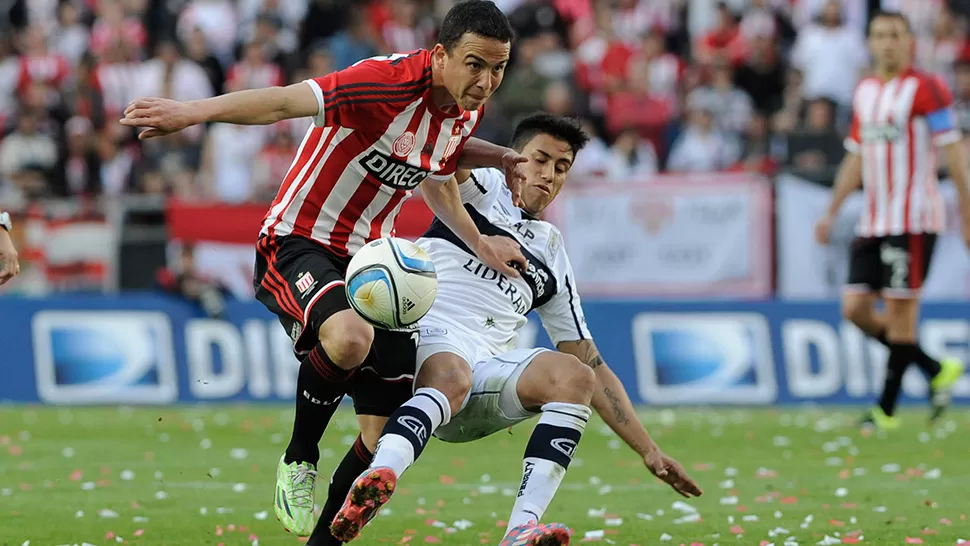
[536,251,592,345]
[458,168,502,207]
[303,79,326,128]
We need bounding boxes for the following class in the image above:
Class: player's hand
[501,150,527,207]
[0,228,20,286]
[644,450,703,498]
[814,214,834,245]
[475,235,527,278]
[120,98,199,139]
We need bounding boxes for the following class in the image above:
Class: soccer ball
[345,237,437,330]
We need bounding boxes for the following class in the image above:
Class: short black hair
[867,10,911,36]
[510,113,589,157]
[438,0,514,53]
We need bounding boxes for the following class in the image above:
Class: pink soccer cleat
[500,522,573,546]
[330,467,398,542]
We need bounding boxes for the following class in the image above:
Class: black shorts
[253,234,416,416]
[846,233,937,295]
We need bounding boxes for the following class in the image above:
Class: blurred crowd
[1,0,970,206]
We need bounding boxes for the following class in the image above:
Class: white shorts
[416,325,549,444]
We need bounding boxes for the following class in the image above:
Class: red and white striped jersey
[846,68,961,237]
[261,50,483,257]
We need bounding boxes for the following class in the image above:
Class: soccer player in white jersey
[815,11,969,428]
[327,113,702,544]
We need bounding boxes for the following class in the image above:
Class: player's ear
[432,44,447,69]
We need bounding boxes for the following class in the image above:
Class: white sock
[506,402,591,533]
[368,387,451,477]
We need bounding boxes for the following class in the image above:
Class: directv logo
[31,311,178,404]
[632,313,777,405]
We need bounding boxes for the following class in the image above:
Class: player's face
[436,33,510,111]
[868,17,911,72]
[519,133,574,216]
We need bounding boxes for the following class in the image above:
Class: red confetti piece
[496,520,508,528]
[923,529,938,535]
[829,519,845,527]
[690,543,704,546]
[248,534,258,541]
[841,503,857,509]
[755,495,772,503]
[693,463,713,471]
[941,518,952,526]
[424,536,441,543]
[0,436,9,445]
[69,470,82,481]
[842,538,860,544]
[134,529,144,537]
[781,496,798,504]
[105,532,115,540]
[730,525,744,534]
[228,524,236,532]
[839,469,850,479]
[905,538,924,544]
[216,525,224,536]
[761,541,772,546]
[736,506,748,512]
[8,445,22,456]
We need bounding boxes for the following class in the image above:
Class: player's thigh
[515,350,595,408]
[845,236,882,296]
[434,348,550,444]
[414,332,475,410]
[880,233,937,297]
[254,235,374,363]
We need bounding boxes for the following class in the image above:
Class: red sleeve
[913,74,954,114]
[303,51,429,128]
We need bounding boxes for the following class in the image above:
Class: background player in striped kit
[122,0,530,536]
[815,11,969,429]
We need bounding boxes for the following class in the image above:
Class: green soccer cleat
[860,406,901,430]
[274,454,318,536]
[929,358,964,422]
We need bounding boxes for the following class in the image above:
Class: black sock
[874,330,942,378]
[284,344,355,465]
[307,435,373,546]
[878,344,914,416]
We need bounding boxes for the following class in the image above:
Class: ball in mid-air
[345,237,437,330]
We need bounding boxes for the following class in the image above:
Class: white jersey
[415,168,592,357]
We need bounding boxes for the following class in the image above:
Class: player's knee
[556,355,596,405]
[418,357,472,414]
[318,313,374,368]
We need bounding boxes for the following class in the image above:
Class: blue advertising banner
[1,295,968,405]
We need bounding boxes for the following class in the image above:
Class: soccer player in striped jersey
[815,11,969,429]
[122,0,530,536]
[326,114,701,545]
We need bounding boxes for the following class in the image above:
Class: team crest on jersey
[393,131,416,157]
[295,272,316,296]
[546,231,561,257]
[442,136,462,163]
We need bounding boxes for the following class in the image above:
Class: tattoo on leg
[587,355,604,368]
[604,387,629,425]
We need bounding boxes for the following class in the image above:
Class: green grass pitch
[1,406,968,545]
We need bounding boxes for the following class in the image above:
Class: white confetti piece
[768,527,790,536]
[853,468,866,476]
[502,488,516,497]
[925,468,941,479]
[636,513,653,521]
[133,517,149,523]
[589,476,602,485]
[417,498,426,506]
[849,517,857,524]
[773,435,791,447]
[20,541,28,546]
[192,419,205,432]
[216,507,232,514]
[480,474,491,483]
[822,441,839,453]
[270,433,283,444]
[584,530,605,539]
[672,501,697,513]
[120,470,135,481]
[431,520,447,528]
[81,482,96,490]
[62,447,75,458]
[463,498,472,504]
[881,463,900,473]
[230,448,249,460]
[208,468,221,477]
[724,467,738,477]
[598,485,612,495]
[655,509,664,516]
[478,485,497,494]
[200,439,212,450]
[155,491,168,500]
[154,471,164,480]
[453,520,473,530]
[659,533,672,541]
[800,514,813,529]
[380,508,392,516]
[158,433,170,443]
[200,507,208,515]
[75,511,84,518]
[605,517,623,526]
[834,488,848,498]
[232,483,247,493]
[588,507,606,517]
[1,488,11,496]
[720,496,739,505]
[742,515,759,522]
[873,506,887,512]
[321,448,334,459]
[918,432,931,443]
[719,479,735,489]
[816,535,841,545]
[774,511,783,519]
[98,509,119,518]
[824,457,843,467]
[253,511,268,521]
[673,514,700,524]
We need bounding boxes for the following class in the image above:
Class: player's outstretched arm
[557,339,703,498]
[941,141,970,249]
[420,177,527,277]
[458,138,527,205]
[120,83,320,139]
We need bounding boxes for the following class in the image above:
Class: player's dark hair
[438,0,514,53]
[510,113,590,157]
[867,10,911,36]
